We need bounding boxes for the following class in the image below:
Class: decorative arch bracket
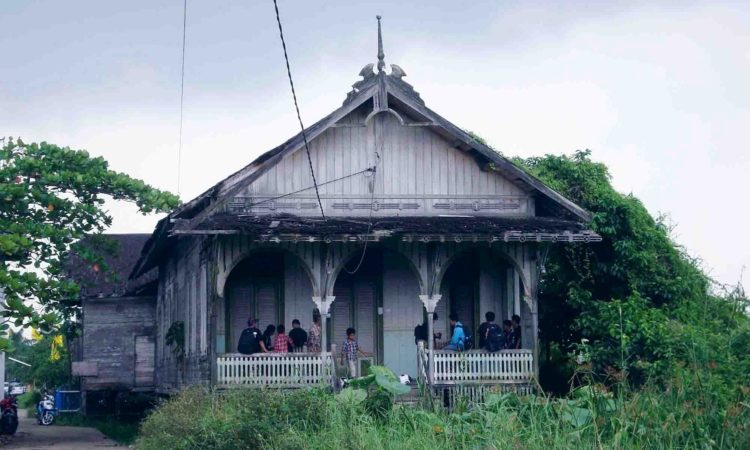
[419,294,442,313]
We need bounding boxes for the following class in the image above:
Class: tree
[0,138,179,350]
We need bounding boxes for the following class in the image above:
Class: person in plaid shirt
[341,327,366,377]
[273,324,294,353]
[307,314,321,352]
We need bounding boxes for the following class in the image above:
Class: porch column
[419,294,441,385]
[523,293,540,383]
[312,296,335,352]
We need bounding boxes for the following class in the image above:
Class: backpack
[237,328,261,355]
[485,323,504,352]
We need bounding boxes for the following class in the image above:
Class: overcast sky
[2,0,748,289]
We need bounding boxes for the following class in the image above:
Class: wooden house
[131,20,600,395]
[69,234,157,412]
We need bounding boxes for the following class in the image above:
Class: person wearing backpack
[237,318,265,355]
[443,313,465,351]
[477,311,496,349]
[484,314,505,352]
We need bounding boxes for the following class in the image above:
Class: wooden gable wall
[237,104,533,217]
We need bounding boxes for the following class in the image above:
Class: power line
[343,152,380,275]
[242,166,375,210]
[177,0,187,197]
[271,0,326,221]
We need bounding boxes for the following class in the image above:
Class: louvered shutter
[255,283,278,329]
[451,285,475,342]
[331,285,351,351]
[229,284,253,350]
[434,297,448,342]
[354,280,376,355]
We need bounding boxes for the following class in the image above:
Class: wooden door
[450,283,476,345]
[354,280,377,356]
[134,335,155,387]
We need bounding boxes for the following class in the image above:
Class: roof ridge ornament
[377,15,385,73]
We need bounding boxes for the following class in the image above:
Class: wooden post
[529,296,539,383]
[420,294,441,386]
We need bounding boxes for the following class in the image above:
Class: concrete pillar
[419,294,441,385]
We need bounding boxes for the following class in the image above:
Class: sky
[1,0,748,289]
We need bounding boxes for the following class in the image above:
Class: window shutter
[255,283,278,329]
[354,280,376,355]
[331,285,351,350]
[229,284,252,349]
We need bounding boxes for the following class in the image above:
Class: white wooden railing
[417,345,533,386]
[217,353,334,388]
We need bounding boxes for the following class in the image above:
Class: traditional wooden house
[69,234,157,413]
[131,19,600,394]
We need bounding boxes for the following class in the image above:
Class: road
[4,415,128,450]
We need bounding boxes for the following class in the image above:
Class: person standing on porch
[237,318,264,355]
[414,313,442,345]
[307,314,321,353]
[341,327,365,378]
[510,314,522,349]
[443,313,465,351]
[477,311,496,349]
[502,320,513,349]
[262,324,276,352]
[273,324,294,354]
[288,319,308,352]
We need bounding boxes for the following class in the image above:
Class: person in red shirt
[273,324,294,353]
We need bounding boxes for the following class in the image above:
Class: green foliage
[136,369,750,450]
[165,321,185,364]
[341,365,410,420]
[511,150,749,389]
[5,334,71,388]
[0,137,179,347]
[137,388,329,450]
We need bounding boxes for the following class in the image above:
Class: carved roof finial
[377,15,385,73]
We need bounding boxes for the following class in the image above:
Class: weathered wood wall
[79,296,156,391]
[155,236,213,391]
[236,109,533,217]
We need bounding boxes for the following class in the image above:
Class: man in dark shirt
[502,320,513,349]
[510,314,522,349]
[414,313,441,345]
[477,311,496,349]
[288,319,308,352]
[237,318,264,355]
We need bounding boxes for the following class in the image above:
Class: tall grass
[135,367,749,450]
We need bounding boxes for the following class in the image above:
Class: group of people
[237,315,322,355]
[237,315,368,378]
[414,311,522,352]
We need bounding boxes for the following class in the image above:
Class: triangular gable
[132,61,592,278]
[177,67,589,231]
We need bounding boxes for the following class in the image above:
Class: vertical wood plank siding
[242,111,530,217]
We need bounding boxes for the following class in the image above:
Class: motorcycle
[0,394,18,435]
[36,392,57,426]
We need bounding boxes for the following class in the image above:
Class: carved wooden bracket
[419,294,442,313]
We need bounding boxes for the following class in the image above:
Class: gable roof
[66,234,156,298]
[132,54,594,278]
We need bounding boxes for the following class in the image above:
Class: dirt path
[4,415,128,449]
